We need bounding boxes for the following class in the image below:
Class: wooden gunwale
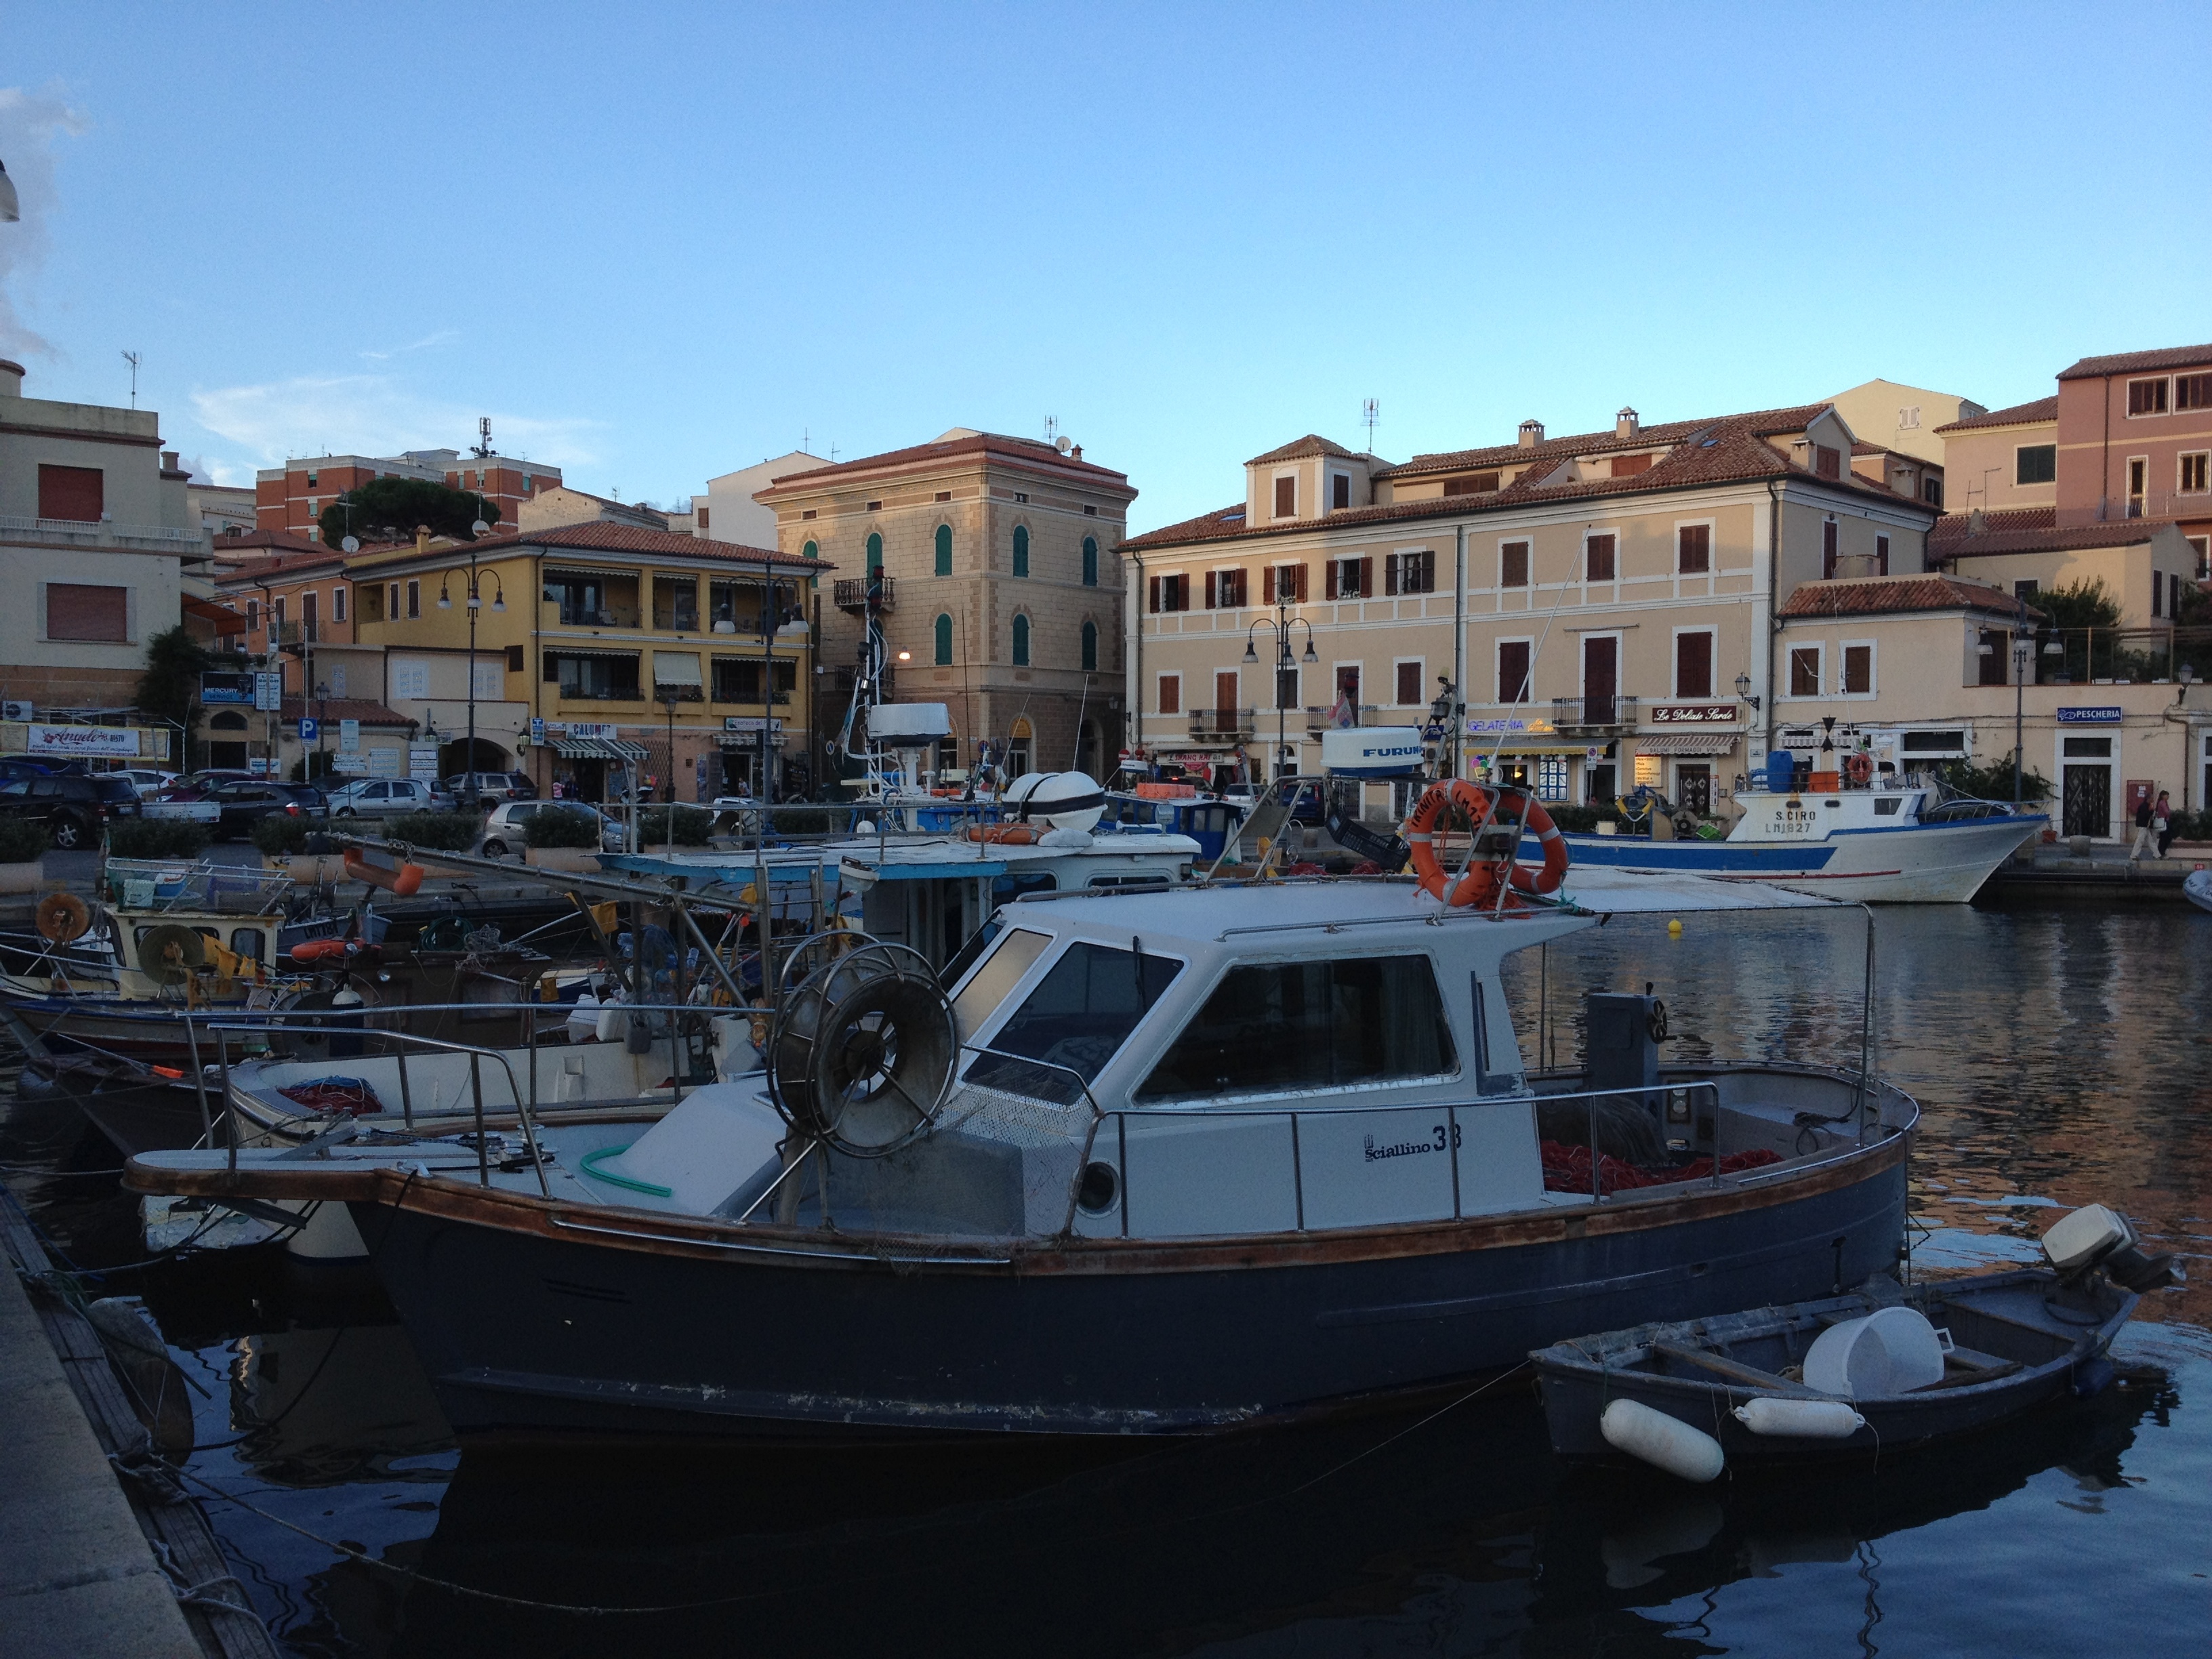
[124,1126,1909,1279]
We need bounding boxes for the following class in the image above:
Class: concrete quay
[0,1237,199,1659]
[1979,839,2211,905]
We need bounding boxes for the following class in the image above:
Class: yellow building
[348,523,832,802]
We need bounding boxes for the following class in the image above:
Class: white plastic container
[1802,1307,1948,1399]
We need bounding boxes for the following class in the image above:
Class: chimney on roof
[1517,419,1544,449]
[1967,508,1987,535]
[161,451,180,474]
[1071,445,1082,462]
[1616,408,1639,440]
[0,359,22,398]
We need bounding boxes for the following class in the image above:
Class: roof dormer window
[1331,474,1350,511]
[1273,475,1297,519]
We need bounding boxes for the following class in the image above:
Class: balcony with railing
[543,599,642,630]
[1188,707,1256,739]
[834,576,893,613]
[1553,694,1639,733]
[1303,703,1382,733]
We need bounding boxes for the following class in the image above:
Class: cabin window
[969,940,1185,1091]
[1136,954,1456,1101]
[229,928,265,962]
[949,926,1050,1039]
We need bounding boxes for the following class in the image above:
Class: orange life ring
[1401,781,1570,906]
[1842,753,1874,787]
[289,937,356,964]
[960,823,1039,844]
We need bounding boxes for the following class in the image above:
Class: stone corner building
[756,430,1134,778]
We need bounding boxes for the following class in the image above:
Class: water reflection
[6,906,2209,1656]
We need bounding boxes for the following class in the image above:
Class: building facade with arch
[755,428,1134,783]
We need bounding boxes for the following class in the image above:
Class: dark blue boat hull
[351,1144,1908,1442]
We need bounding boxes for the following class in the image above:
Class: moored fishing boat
[127,781,1921,1444]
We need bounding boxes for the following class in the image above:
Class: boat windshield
[949,926,1050,1040]
[966,939,1184,1094]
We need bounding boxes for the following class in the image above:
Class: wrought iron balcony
[1304,703,1382,733]
[834,577,893,613]
[1552,694,1639,733]
[1188,707,1256,739]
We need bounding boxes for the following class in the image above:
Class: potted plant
[640,805,714,852]
[255,813,348,883]
[0,818,48,895]
[524,806,605,872]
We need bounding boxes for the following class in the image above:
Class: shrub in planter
[525,806,602,849]
[251,813,316,856]
[0,818,48,863]
[107,818,211,859]
[770,805,832,836]
[386,812,483,851]
[640,806,714,846]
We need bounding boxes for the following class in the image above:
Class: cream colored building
[1935,397,2060,518]
[1825,379,1986,470]
[700,451,831,548]
[756,431,1134,779]
[0,359,208,721]
[1124,404,1938,816]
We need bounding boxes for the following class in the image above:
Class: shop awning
[1633,733,1742,757]
[545,647,640,661]
[553,737,649,760]
[653,651,703,686]
[1467,741,1595,757]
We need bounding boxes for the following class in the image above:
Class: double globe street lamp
[1244,606,1318,785]
[436,537,506,809]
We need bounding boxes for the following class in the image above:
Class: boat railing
[104,857,293,914]
[1089,1079,1739,1236]
[173,998,735,1199]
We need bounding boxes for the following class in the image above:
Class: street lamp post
[1243,602,1318,785]
[437,541,504,811]
[2011,631,2035,805]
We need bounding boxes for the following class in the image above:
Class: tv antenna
[472,415,493,459]
[1045,415,1059,447]
[1361,398,1378,454]
[122,350,142,409]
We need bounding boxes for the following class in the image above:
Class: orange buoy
[960,823,1040,845]
[342,851,426,896]
[289,937,356,964]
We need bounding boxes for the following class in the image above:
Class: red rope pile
[275,1078,386,1116]
[1539,1141,1781,1195]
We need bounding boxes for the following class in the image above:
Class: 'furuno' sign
[1649,702,1738,725]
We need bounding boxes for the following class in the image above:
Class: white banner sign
[408,743,439,781]
[368,747,403,779]
[26,724,141,757]
[331,751,371,775]
[339,718,361,751]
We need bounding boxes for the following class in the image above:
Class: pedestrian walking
[2131,791,2158,859]
[2154,790,2176,857]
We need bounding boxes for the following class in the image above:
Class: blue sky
[4,3,2207,534]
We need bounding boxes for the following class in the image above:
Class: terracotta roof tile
[752,432,1133,496]
[1932,396,2058,434]
[1244,434,1368,466]
[1778,575,2043,621]
[1381,403,1835,480]
[1926,505,2168,558]
[2055,343,2212,381]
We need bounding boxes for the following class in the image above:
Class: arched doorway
[437,737,511,779]
[207,711,249,771]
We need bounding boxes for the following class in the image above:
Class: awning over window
[652,651,703,686]
[544,566,636,581]
[552,737,648,760]
[545,647,639,662]
[1632,733,1742,757]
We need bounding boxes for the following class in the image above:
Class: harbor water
[3,903,2208,1656]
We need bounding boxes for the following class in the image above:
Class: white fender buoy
[1599,1397,1725,1482]
[1732,1396,1866,1439]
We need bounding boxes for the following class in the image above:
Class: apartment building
[755,430,1135,779]
[1938,342,2212,579]
[0,359,208,723]
[699,451,831,547]
[1123,404,1939,815]
[255,447,562,540]
[347,523,830,800]
[1825,379,1984,473]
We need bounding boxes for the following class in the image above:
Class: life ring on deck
[289,937,358,964]
[1402,781,1570,907]
[960,823,1039,845]
[1842,753,1874,787]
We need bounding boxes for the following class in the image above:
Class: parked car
[476,800,623,857]
[0,775,142,850]
[108,769,180,795]
[325,778,457,817]
[0,758,66,784]
[441,772,537,803]
[203,781,329,839]
[157,769,260,800]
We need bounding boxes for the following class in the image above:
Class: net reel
[136,922,206,987]
[768,940,957,1159]
[35,892,91,944]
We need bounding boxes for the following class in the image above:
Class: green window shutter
[935,613,954,665]
[1012,614,1030,666]
[865,533,883,574]
[802,539,818,561]
[1012,525,1029,578]
[1082,535,1098,587]
[1080,620,1098,671]
[934,524,952,576]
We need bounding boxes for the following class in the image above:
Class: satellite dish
[35,892,91,944]
[138,923,207,987]
[341,535,360,552]
[769,941,955,1158]
[1054,436,1072,454]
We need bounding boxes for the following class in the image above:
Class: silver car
[476,800,624,857]
[325,778,456,818]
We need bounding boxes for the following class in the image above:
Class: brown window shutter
[1159,674,1180,715]
[1204,571,1217,609]
[1385,554,1399,595]
[1148,575,1161,613]
[1359,557,1374,597]
[1876,535,1890,576]
[1261,567,1275,605]
[37,465,105,523]
[507,644,525,672]
[1324,562,1338,600]
[44,583,128,642]
[1498,640,1530,703]
[1676,631,1713,698]
[1274,476,1296,518]
[1294,564,1308,602]
[544,654,560,683]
